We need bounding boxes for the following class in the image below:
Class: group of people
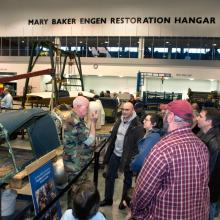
[60,95,220,220]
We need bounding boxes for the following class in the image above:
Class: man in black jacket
[100,102,144,209]
[197,107,220,220]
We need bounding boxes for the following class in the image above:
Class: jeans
[209,202,220,220]
[104,152,133,202]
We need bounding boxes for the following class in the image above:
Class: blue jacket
[130,128,161,173]
[60,210,106,220]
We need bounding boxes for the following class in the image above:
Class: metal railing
[34,136,110,220]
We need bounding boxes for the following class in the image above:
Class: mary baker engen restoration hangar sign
[28,16,216,25]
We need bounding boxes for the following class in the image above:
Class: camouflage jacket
[63,111,92,175]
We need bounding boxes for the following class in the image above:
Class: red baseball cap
[167,100,193,121]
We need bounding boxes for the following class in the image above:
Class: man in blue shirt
[1,88,13,109]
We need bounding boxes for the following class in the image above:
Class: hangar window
[1,36,220,60]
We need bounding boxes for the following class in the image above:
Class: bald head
[73,96,89,118]
[3,88,9,94]
[121,102,134,120]
[73,96,89,107]
[123,102,134,110]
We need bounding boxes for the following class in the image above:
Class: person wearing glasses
[100,102,144,210]
[130,113,163,174]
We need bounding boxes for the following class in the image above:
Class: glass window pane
[2,37,10,56]
[108,37,119,58]
[19,37,28,56]
[119,37,130,58]
[151,37,168,59]
[67,37,76,51]
[97,36,109,57]
[61,46,69,51]
[77,37,87,57]
[154,47,168,53]
[71,46,80,51]
[144,37,154,58]
[28,37,38,56]
[172,48,181,53]
[87,37,98,57]
[125,47,138,52]
[130,37,139,58]
[60,37,67,48]
[11,37,18,56]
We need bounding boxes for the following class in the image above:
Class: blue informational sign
[29,160,62,219]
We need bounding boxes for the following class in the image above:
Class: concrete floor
[93,170,128,220]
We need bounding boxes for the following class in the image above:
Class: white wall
[81,59,220,80]
[84,76,137,94]
[0,0,220,37]
[1,57,220,96]
[83,75,218,99]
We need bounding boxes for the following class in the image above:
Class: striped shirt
[131,126,209,220]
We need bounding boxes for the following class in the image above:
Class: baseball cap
[167,100,193,121]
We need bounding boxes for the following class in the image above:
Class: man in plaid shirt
[129,100,209,220]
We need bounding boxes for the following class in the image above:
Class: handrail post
[93,151,100,188]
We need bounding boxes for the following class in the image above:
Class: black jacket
[198,127,220,203]
[103,116,144,172]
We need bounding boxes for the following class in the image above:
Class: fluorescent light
[189,78,194,81]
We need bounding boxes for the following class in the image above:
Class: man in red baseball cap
[166,99,193,126]
[129,99,210,220]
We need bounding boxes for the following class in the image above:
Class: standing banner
[29,160,62,219]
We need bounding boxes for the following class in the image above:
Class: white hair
[73,96,89,108]
[174,115,192,126]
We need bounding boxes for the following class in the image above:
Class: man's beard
[163,115,169,134]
